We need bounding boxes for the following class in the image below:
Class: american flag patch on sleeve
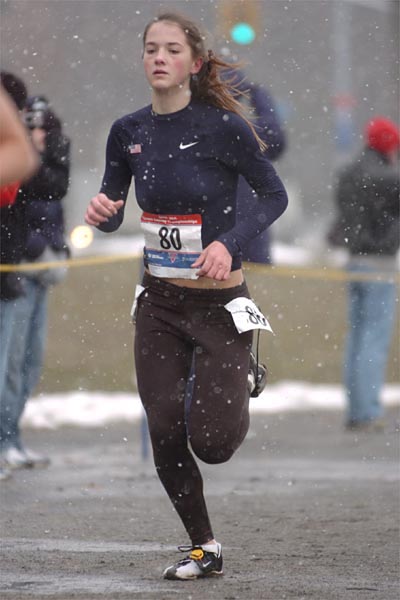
[129,144,142,154]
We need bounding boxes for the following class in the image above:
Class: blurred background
[1,0,399,392]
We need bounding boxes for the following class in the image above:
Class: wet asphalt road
[1,407,399,600]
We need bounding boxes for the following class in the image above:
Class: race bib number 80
[141,212,202,279]
[224,297,274,334]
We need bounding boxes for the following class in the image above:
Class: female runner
[85,12,288,581]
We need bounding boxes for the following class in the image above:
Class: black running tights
[134,273,253,545]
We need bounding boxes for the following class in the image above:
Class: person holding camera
[0,72,34,481]
[0,93,71,472]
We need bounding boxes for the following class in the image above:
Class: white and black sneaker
[248,351,267,398]
[163,542,223,580]
[0,446,32,469]
[0,446,50,469]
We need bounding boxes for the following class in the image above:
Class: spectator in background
[329,116,399,432]
[0,75,38,307]
[220,55,287,264]
[0,94,71,473]
[0,72,35,482]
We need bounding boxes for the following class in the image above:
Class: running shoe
[1,445,51,468]
[163,542,223,580]
[345,419,385,433]
[0,446,32,469]
[248,351,268,398]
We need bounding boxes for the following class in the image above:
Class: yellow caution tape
[0,253,139,271]
[243,262,400,283]
[0,253,398,283]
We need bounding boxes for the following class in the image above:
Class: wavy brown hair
[143,12,266,152]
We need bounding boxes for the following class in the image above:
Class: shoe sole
[27,460,51,468]
[164,569,224,580]
[5,461,34,470]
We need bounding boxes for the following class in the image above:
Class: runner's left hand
[191,241,232,281]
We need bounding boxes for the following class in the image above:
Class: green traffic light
[230,22,256,45]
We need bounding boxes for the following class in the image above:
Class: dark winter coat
[0,205,25,299]
[236,84,286,263]
[19,128,70,259]
[0,126,70,299]
[220,68,286,263]
[331,147,399,256]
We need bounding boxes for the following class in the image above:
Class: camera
[23,96,49,130]
[24,110,46,130]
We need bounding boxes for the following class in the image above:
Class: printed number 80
[158,227,182,251]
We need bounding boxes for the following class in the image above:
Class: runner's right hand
[85,193,124,226]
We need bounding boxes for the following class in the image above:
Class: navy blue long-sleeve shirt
[99,100,288,271]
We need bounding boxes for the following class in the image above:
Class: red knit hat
[365,117,400,155]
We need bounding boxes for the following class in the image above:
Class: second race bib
[141,212,202,279]
[224,297,274,334]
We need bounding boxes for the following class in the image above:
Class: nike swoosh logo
[179,141,199,150]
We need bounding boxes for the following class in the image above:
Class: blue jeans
[344,265,397,424]
[0,278,48,451]
[0,298,18,396]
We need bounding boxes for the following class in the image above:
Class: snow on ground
[22,383,400,430]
